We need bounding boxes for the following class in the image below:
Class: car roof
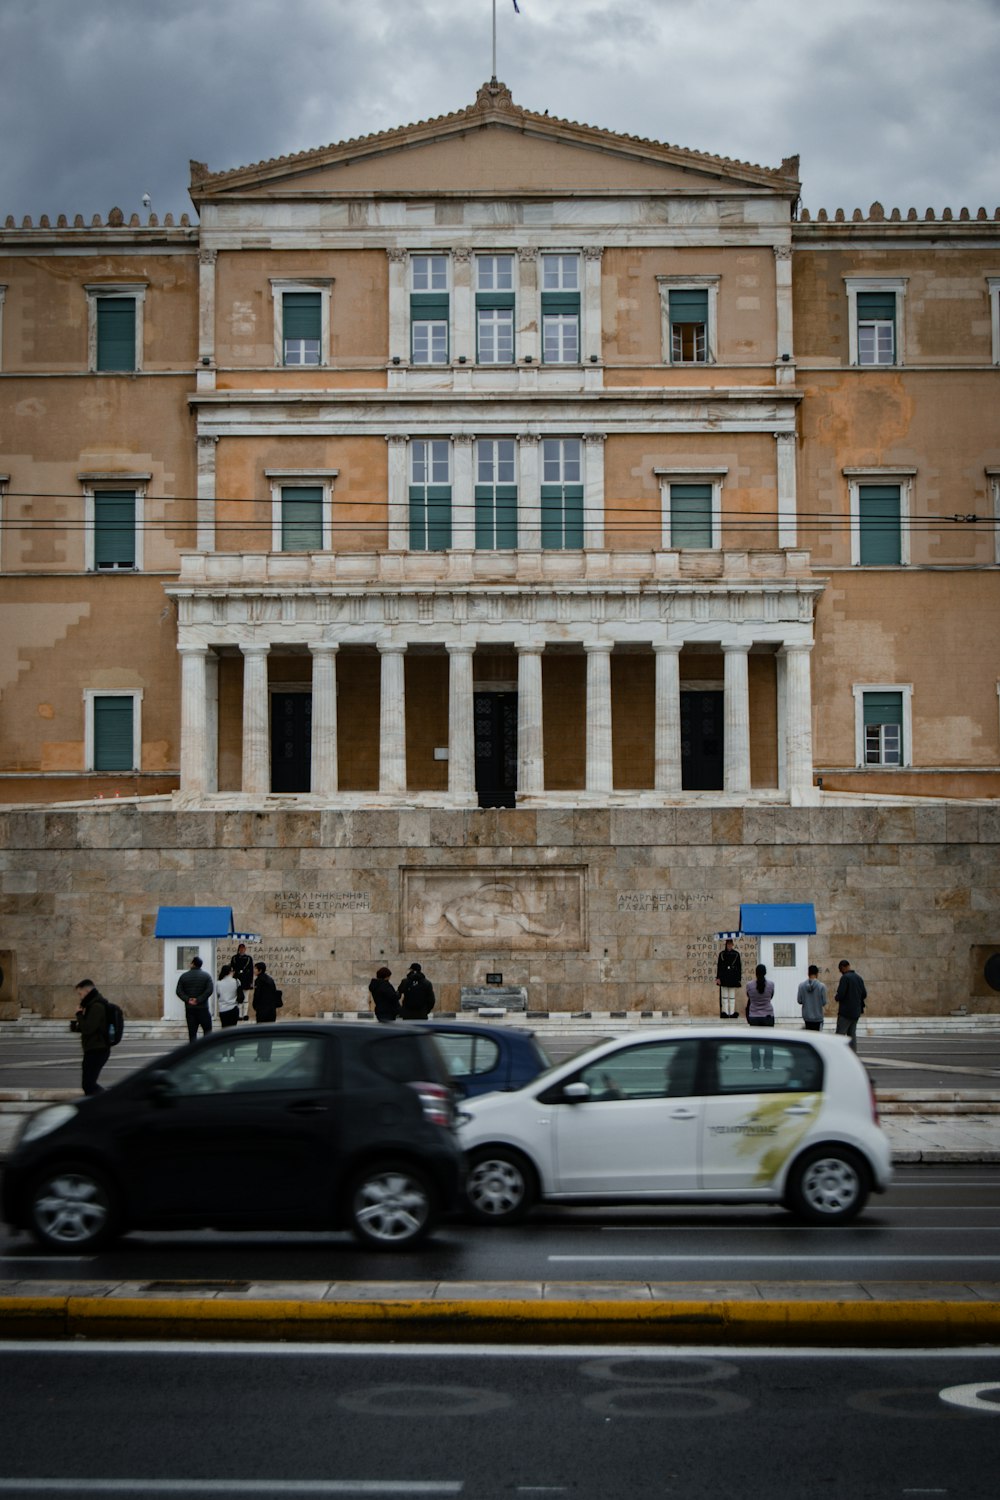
[409,1019,539,1039]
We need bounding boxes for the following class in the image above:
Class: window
[541,254,580,364]
[409,440,452,550]
[164,1034,326,1096]
[846,278,905,366]
[541,439,583,549]
[670,483,713,549]
[475,439,517,549]
[989,278,1000,365]
[476,255,515,365]
[270,281,332,367]
[434,1032,502,1080]
[577,1040,701,1101]
[80,477,149,572]
[86,284,145,372]
[852,684,913,768]
[411,255,450,365]
[711,1040,823,1096]
[266,469,337,552]
[657,277,719,366]
[84,690,142,772]
[845,471,912,566]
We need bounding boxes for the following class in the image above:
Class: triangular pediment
[190,81,799,203]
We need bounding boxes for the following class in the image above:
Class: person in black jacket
[835,959,867,1052]
[715,939,742,1019]
[230,942,255,1017]
[74,979,111,1095]
[397,963,435,1019]
[176,956,214,1042]
[252,961,280,1060]
[368,966,399,1023]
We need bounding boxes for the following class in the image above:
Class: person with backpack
[397,962,436,1020]
[74,978,113,1095]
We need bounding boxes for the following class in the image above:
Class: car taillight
[409,1080,454,1128]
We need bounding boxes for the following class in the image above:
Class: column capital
[199,249,218,266]
[722,640,752,655]
[178,642,211,658]
[308,640,340,656]
[653,639,682,655]
[517,431,540,447]
[515,638,545,654]
[779,641,813,656]
[582,638,612,654]
[583,432,608,447]
[517,245,539,262]
[385,433,409,446]
[386,248,408,263]
[774,430,797,444]
[451,433,475,447]
[240,642,270,658]
[445,639,477,655]
[376,637,406,655]
[773,244,793,261]
[583,246,605,261]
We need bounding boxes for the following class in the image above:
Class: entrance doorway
[474,691,518,807]
[271,691,312,793]
[681,690,724,790]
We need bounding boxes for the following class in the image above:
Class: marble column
[310,643,339,798]
[583,433,606,549]
[654,642,683,794]
[776,431,798,549]
[584,641,613,794]
[386,249,409,364]
[196,435,217,552]
[378,642,407,795]
[451,434,476,552]
[386,434,409,552]
[179,644,211,797]
[517,434,541,551]
[447,642,476,802]
[451,249,473,364]
[582,246,604,364]
[240,644,271,796]
[516,642,545,795]
[723,643,752,794]
[782,643,814,798]
[516,247,539,364]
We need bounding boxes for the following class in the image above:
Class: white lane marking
[0,1484,461,1495]
[1,1341,998,1361]
[548,1253,1000,1263]
[596,1222,1000,1231]
[938,1381,1000,1413]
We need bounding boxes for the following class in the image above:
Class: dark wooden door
[474,692,518,808]
[680,690,724,791]
[271,692,312,793]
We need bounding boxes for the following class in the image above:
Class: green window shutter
[410,294,450,319]
[856,291,896,323]
[475,292,515,310]
[282,292,321,340]
[669,289,708,323]
[475,485,517,549]
[541,484,583,549]
[859,485,901,565]
[96,298,136,371]
[409,486,452,550]
[540,292,580,314]
[93,696,134,771]
[862,691,903,729]
[670,483,713,548]
[281,486,323,551]
[93,491,135,567]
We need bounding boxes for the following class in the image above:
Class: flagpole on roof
[492,0,497,82]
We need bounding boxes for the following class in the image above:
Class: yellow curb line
[2,1295,999,1344]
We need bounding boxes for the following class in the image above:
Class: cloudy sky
[2,0,998,223]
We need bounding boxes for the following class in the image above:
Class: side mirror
[146,1069,177,1105]
[562,1081,591,1104]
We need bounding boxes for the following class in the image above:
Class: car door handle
[287,1101,329,1114]
[784,1105,812,1116]
[668,1108,698,1120]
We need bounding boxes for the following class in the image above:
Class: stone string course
[1,803,997,1022]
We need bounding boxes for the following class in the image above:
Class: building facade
[1,83,998,1017]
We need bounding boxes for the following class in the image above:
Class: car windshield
[516,1036,612,1087]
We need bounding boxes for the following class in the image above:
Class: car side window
[166,1036,326,1096]
[711,1041,824,1096]
[577,1040,701,1102]
[433,1034,502,1079]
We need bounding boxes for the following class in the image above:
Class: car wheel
[465,1147,536,1226]
[28,1163,119,1252]
[348,1161,436,1250]
[786,1146,869,1224]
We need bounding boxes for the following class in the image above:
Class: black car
[3,1022,463,1252]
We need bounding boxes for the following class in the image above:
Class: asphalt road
[2,1165,998,1285]
[3,1031,1000,1093]
[1,1342,999,1498]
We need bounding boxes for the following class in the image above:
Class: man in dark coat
[397,963,435,1019]
[834,959,867,1052]
[715,939,742,1019]
[368,966,399,1023]
[75,979,111,1095]
[176,956,214,1042]
[252,961,281,1060]
[230,942,255,1015]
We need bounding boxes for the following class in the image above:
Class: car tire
[465,1147,537,1226]
[786,1145,869,1224]
[347,1161,437,1250]
[27,1162,120,1253]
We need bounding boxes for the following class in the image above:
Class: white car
[459,1026,892,1225]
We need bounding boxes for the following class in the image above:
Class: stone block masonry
[0,801,997,1020]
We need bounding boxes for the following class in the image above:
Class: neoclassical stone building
[1,83,998,1017]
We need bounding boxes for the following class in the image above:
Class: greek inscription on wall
[617,891,714,913]
[271,892,371,916]
[226,936,318,984]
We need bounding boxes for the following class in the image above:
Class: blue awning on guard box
[154,906,235,939]
[739,903,817,936]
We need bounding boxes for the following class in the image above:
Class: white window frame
[852,684,913,769]
[542,313,580,365]
[266,469,338,553]
[988,278,1000,366]
[83,688,143,772]
[541,255,580,292]
[541,252,581,366]
[411,255,450,293]
[80,474,149,572]
[989,468,1000,567]
[654,468,727,550]
[477,306,515,365]
[844,468,914,567]
[656,276,720,366]
[476,254,515,293]
[85,283,147,373]
[845,277,906,367]
[412,318,449,365]
[270,280,333,368]
[410,439,452,488]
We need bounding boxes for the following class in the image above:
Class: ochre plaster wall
[214,436,388,553]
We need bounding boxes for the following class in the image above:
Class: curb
[2,1294,999,1346]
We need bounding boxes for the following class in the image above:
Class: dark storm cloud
[2,0,998,223]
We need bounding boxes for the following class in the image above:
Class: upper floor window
[270,281,331,367]
[84,689,142,772]
[476,254,515,365]
[475,439,517,549]
[541,254,580,365]
[654,468,726,550]
[846,278,906,366]
[266,469,337,552]
[80,475,149,571]
[409,440,452,550]
[853,685,912,768]
[988,277,1000,366]
[657,276,719,366]
[86,284,146,372]
[411,255,450,365]
[541,438,583,548]
[845,470,912,566]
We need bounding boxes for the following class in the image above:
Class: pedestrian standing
[797,965,828,1031]
[252,961,281,1061]
[369,966,399,1023]
[397,962,435,1019]
[176,955,214,1042]
[74,979,111,1095]
[217,963,241,1059]
[745,962,775,1071]
[834,959,867,1052]
[230,941,255,1019]
[715,938,742,1019]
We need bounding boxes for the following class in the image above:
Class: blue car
[416,1020,552,1098]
